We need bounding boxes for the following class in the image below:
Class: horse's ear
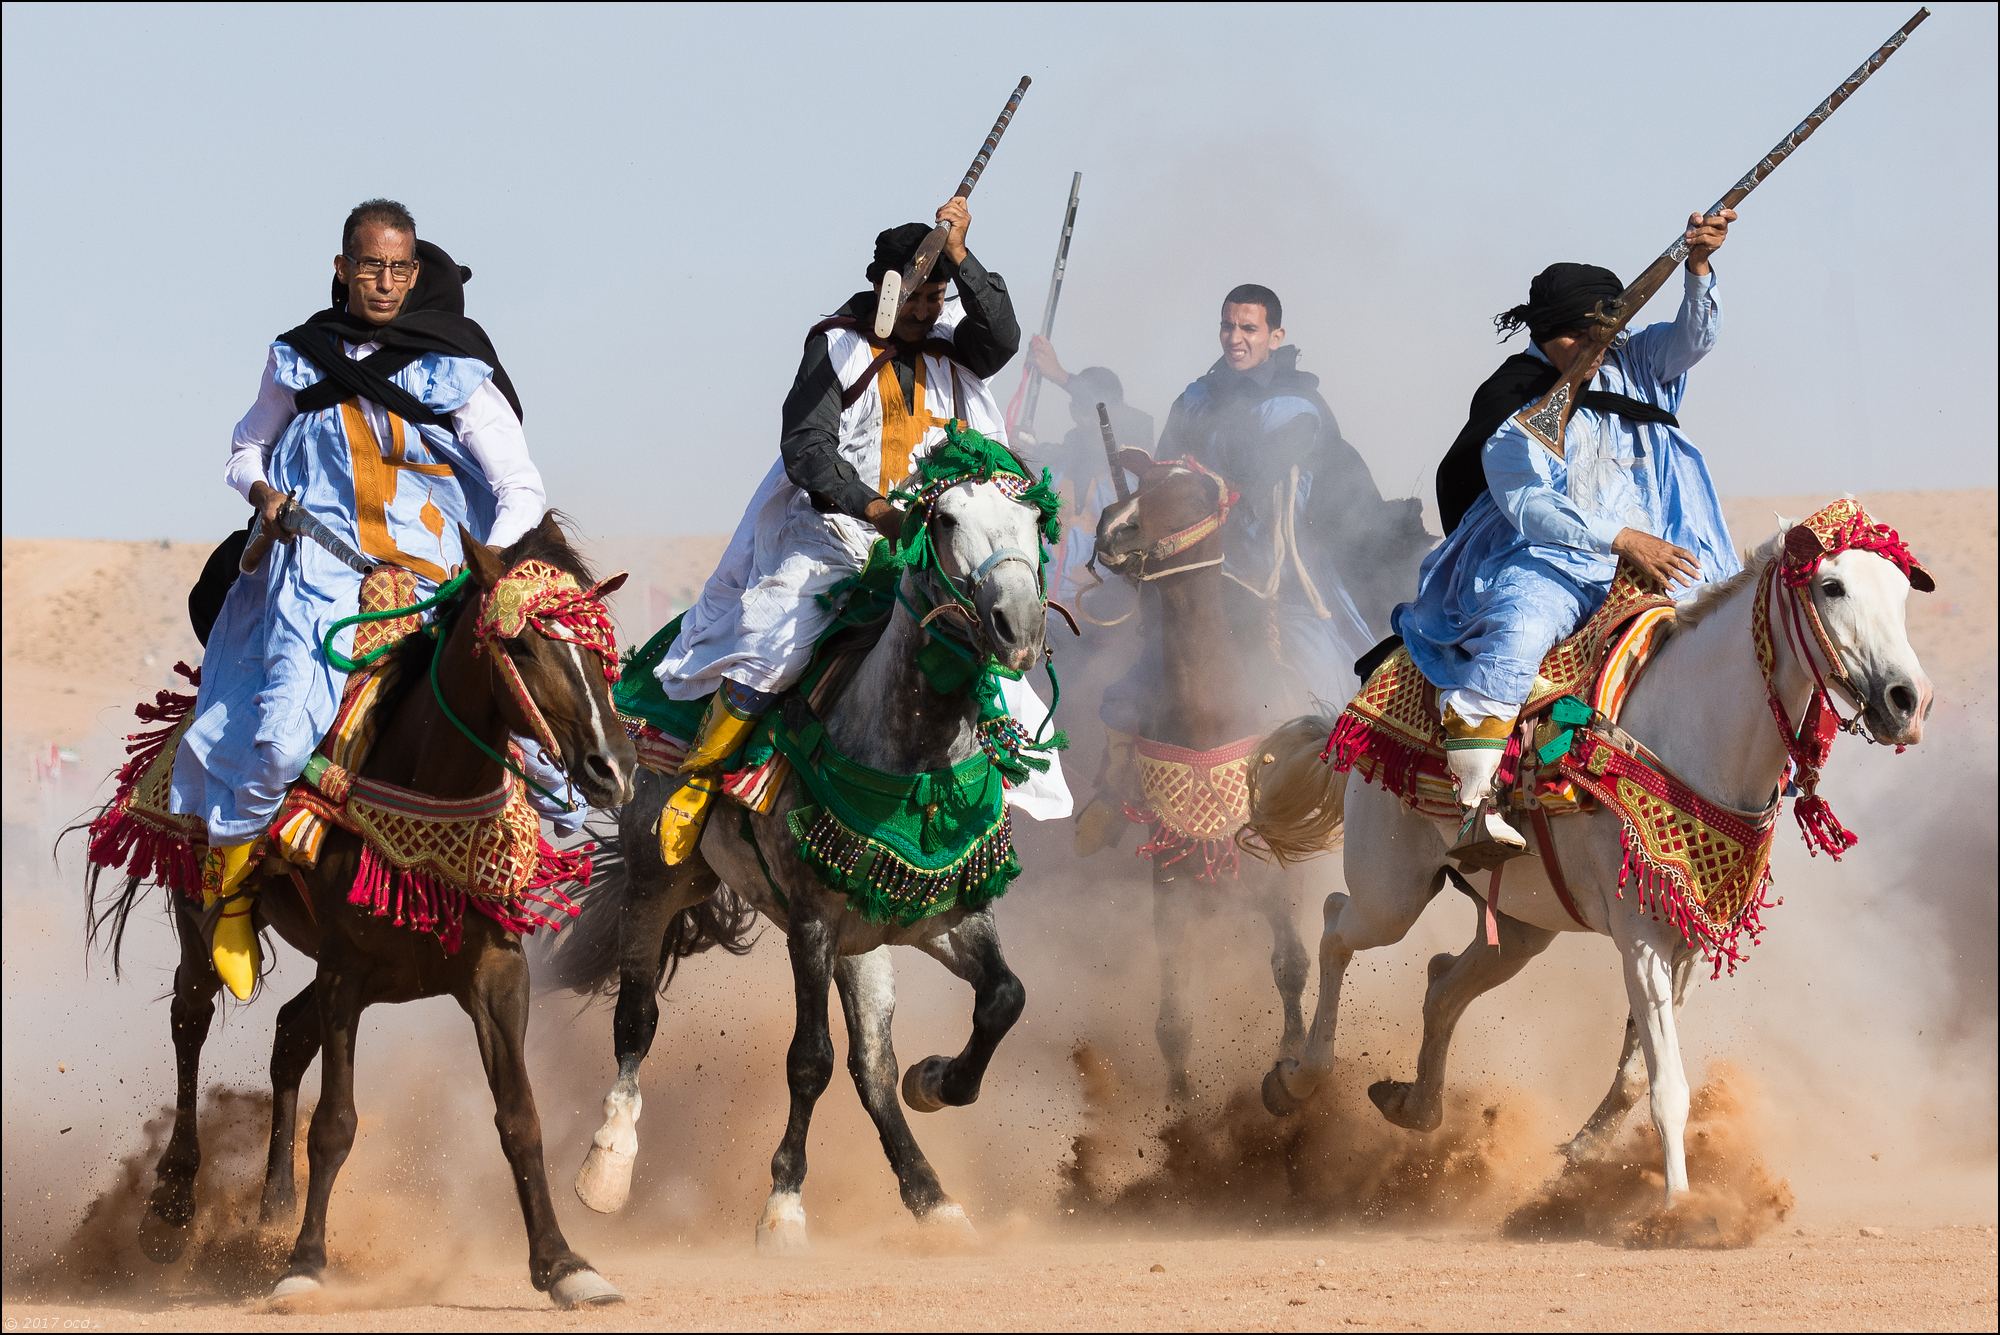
[460,524,504,588]
[535,510,565,545]
[1783,522,1825,570]
[595,571,629,596]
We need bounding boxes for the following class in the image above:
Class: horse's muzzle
[1865,672,1933,747]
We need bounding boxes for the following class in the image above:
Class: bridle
[902,473,1071,654]
[1107,458,1239,583]
[1749,501,1931,857]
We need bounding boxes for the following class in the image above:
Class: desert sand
[3,491,1994,1329]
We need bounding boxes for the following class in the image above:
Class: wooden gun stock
[1516,7,1929,453]
[874,76,1033,339]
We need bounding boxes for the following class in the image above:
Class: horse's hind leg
[1368,905,1555,1132]
[138,903,221,1263]
[1259,868,1311,1066]
[1562,950,1694,1163]
[901,907,1026,1115]
[275,963,366,1300]
[759,901,841,1256]
[576,851,716,1214]
[460,941,621,1307]
[833,948,961,1232]
[259,980,320,1222]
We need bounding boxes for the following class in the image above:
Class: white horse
[1247,508,1933,1201]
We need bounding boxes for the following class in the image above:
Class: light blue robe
[1393,269,1739,710]
[172,345,500,842]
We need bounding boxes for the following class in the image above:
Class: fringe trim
[1793,791,1858,859]
[1129,813,1242,883]
[83,662,204,899]
[1321,711,1427,801]
[789,806,1020,927]
[346,838,589,954]
[1613,824,1779,980]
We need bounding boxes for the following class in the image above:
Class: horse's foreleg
[1614,924,1691,1202]
[1265,864,1441,1117]
[1151,866,1200,1101]
[759,907,839,1256]
[275,965,366,1300]
[1369,906,1555,1132]
[902,908,1025,1114]
[461,944,621,1307]
[1562,950,1694,1162]
[138,911,221,1263]
[575,866,708,1215]
[1259,872,1311,1065]
[833,948,959,1230]
[259,981,320,1223]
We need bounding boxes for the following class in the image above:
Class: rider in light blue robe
[171,345,504,842]
[1394,268,1739,713]
[1393,209,1742,851]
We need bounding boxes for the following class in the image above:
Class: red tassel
[1793,792,1858,859]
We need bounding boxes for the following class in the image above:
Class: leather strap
[1530,805,1591,929]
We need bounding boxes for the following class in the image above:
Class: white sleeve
[224,349,296,501]
[451,378,546,549]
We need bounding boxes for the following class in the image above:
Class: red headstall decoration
[474,559,627,766]
[1755,499,1933,860]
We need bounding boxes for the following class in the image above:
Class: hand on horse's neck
[832,585,982,774]
[1619,568,1807,812]
[1153,553,1251,747]
[374,614,511,800]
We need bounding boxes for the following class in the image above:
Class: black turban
[1496,262,1625,344]
[867,222,959,286]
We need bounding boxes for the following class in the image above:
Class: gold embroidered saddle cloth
[1325,570,1675,819]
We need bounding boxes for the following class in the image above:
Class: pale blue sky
[3,2,1993,540]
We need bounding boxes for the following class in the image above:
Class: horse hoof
[575,1144,636,1214]
[1262,1061,1304,1117]
[550,1268,624,1309]
[267,1273,323,1307]
[915,1201,978,1252]
[901,1057,950,1114]
[755,1192,809,1257]
[136,1207,191,1264]
[1367,1079,1443,1132]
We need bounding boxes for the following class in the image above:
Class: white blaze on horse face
[933,481,1044,672]
[1811,549,1932,745]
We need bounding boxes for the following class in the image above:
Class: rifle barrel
[1021,172,1084,431]
[1098,403,1131,502]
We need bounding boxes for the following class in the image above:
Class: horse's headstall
[475,559,628,682]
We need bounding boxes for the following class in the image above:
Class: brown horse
[84,514,637,1307]
[1091,451,1313,1099]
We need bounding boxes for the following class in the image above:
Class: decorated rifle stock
[1516,8,1929,453]
[874,76,1033,339]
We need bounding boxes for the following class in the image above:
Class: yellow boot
[203,839,263,1000]
[658,694,762,866]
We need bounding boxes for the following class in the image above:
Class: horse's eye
[937,512,958,530]
[1821,578,1846,600]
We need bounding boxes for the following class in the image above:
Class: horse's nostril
[1889,684,1917,717]
[993,608,1014,645]
[584,753,616,781]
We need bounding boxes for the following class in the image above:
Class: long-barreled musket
[1011,171,1084,438]
[1096,403,1130,502]
[873,76,1033,339]
[1517,8,1929,453]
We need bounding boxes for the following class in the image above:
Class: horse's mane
[1671,529,1784,628]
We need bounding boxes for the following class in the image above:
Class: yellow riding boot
[658,694,762,866]
[203,839,263,1000]
[1074,728,1139,856]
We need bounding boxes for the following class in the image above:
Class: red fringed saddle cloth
[1324,570,1675,820]
[1124,735,1260,882]
[85,568,590,952]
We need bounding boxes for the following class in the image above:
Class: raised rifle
[1008,171,1084,441]
[872,76,1033,339]
[1096,402,1130,502]
[1516,7,1929,454]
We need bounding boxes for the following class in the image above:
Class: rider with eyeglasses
[172,197,548,998]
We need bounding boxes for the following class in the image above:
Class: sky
[2,1,1994,542]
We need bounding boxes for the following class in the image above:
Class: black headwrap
[1494,262,1624,344]
[866,222,959,287]
[277,238,523,426]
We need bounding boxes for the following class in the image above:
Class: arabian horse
[85,515,637,1306]
[1088,449,1320,1099]
[1246,505,1933,1199]
[552,466,1051,1252]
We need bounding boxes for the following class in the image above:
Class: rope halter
[1752,497,1933,858]
[472,558,627,771]
[1109,456,1238,581]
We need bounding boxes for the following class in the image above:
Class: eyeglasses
[345,255,420,284]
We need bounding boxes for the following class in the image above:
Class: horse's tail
[65,804,159,978]
[1239,714,1348,866]
[547,821,760,998]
